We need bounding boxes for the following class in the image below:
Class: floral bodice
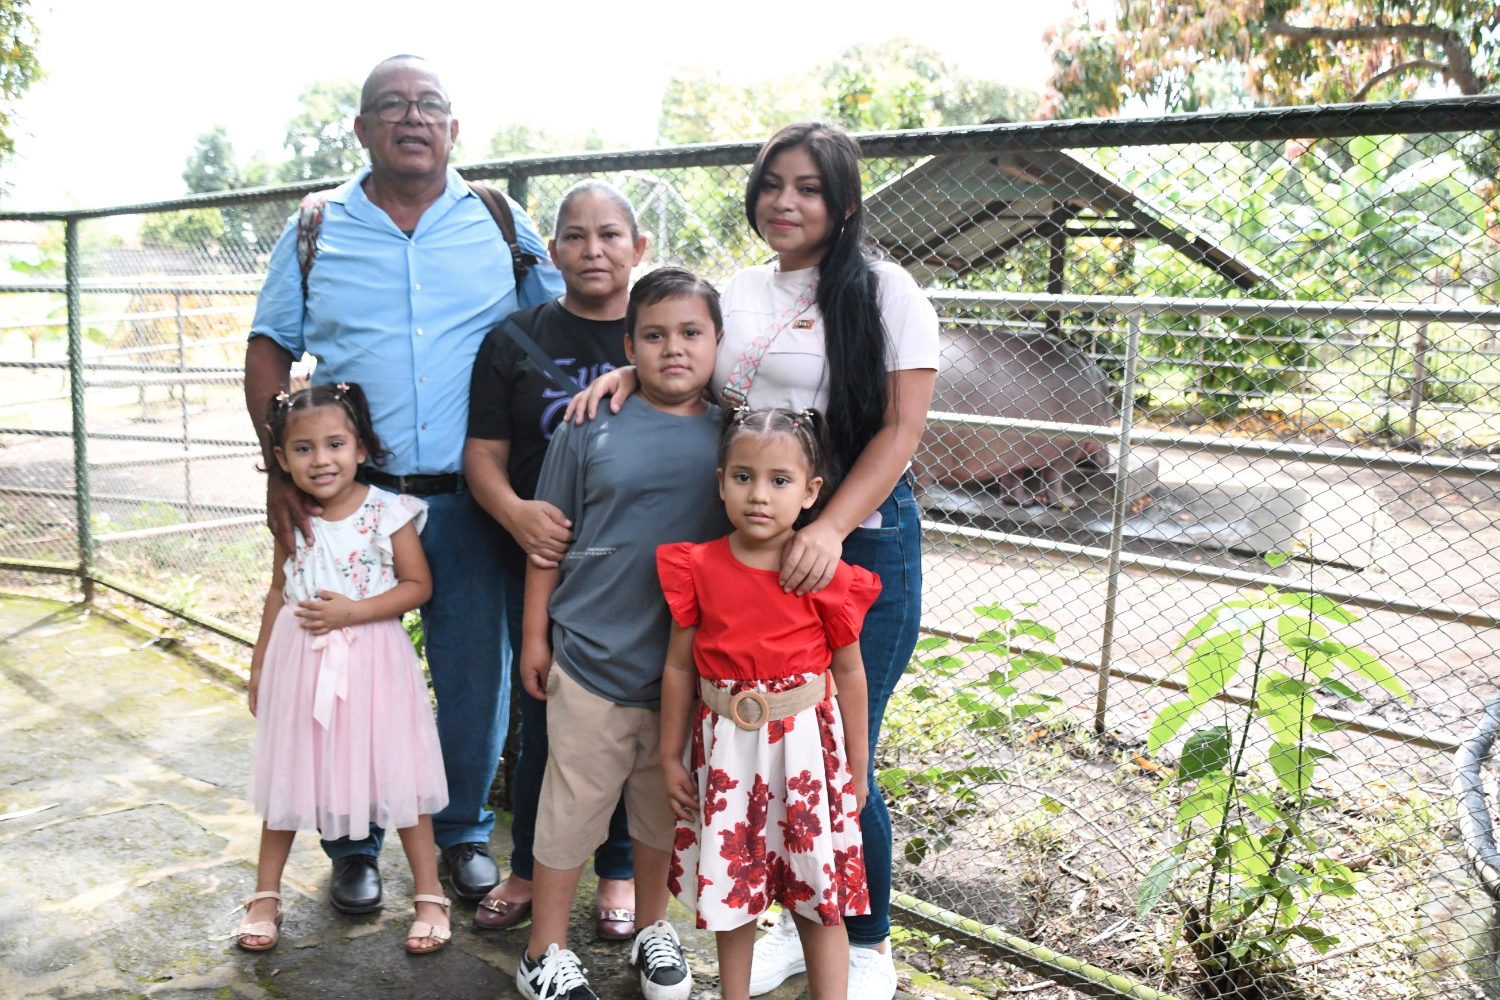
[282,485,427,603]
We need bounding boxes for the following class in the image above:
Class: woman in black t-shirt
[464,180,647,936]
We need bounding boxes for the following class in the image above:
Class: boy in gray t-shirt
[517,268,727,1000]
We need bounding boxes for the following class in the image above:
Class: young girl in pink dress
[657,407,879,1000]
[236,383,450,955]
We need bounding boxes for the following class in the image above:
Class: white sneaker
[630,919,692,1000]
[847,945,897,1000]
[515,943,599,1000]
[748,910,806,995]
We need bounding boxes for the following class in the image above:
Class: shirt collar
[333,165,470,233]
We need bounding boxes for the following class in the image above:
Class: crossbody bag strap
[500,318,583,396]
[720,277,819,407]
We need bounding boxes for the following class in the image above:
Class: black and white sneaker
[515,943,599,1000]
[630,920,692,1000]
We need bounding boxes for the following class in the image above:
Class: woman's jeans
[503,565,633,882]
[841,477,923,946]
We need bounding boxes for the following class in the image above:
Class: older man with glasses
[245,53,563,915]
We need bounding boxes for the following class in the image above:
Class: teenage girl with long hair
[574,120,938,999]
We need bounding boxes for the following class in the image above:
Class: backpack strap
[467,181,540,289]
[500,318,583,396]
[295,182,540,301]
[295,191,331,302]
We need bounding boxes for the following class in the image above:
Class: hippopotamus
[916,327,1112,508]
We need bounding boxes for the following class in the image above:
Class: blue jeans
[323,488,513,859]
[503,565,634,881]
[841,477,923,946]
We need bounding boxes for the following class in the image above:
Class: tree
[0,0,41,169]
[279,79,363,183]
[183,126,242,193]
[657,67,813,146]
[1040,0,1499,119]
[821,39,1038,130]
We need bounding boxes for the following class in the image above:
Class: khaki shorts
[534,665,675,869]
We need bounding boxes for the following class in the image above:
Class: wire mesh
[2,99,1499,998]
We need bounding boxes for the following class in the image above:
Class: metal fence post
[1094,310,1142,734]
[1409,320,1429,440]
[176,290,194,520]
[507,173,528,210]
[65,217,94,602]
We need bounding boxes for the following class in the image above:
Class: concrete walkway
[0,595,862,1000]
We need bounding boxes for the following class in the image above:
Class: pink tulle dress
[247,485,447,840]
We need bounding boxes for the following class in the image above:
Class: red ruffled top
[656,537,881,681]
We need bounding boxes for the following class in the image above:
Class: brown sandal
[234,890,283,952]
[406,894,452,954]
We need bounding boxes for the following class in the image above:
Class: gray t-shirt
[536,396,729,707]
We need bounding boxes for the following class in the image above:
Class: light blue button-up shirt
[250,167,564,475]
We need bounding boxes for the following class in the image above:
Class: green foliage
[882,603,1066,866]
[0,0,41,168]
[1041,0,1498,121]
[657,38,1038,146]
[1138,563,1409,986]
[279,79,363,184]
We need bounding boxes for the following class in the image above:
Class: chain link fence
[3,96,1500,998]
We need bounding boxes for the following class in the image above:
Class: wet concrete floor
[0,595,899,999]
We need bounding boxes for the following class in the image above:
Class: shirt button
[421,422,428,429]
[417,328,425,336]
[419,376,427,383]
[414,283,421,290]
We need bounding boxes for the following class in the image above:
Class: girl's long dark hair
[745,121,888,480]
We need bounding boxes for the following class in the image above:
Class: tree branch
[1351,58,1448,101]
[1266,17,1480,95]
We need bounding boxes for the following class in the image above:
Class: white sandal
[234,890,283,952]
[406,894,452,954]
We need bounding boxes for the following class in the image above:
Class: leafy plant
[1136,559,1408,994]
[882,603,1067,865]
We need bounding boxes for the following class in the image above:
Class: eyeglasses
[365,95,451,124]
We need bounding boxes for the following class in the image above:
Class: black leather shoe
[329,855,383,914]
[442,842,499,901]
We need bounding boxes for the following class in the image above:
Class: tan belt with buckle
[699,674,836,731]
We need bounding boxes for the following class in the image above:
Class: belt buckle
[727,689,770,731]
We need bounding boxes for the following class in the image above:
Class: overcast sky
[0,0,1083,211]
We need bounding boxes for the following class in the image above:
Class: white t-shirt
[714,259,940,412]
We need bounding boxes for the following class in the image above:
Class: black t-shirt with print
[467,299,628,573]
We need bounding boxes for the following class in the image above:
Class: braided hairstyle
[717,406,833,529]
[744,121,888,482]
[263,382,391,470]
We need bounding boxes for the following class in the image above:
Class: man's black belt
[362,469,465,497]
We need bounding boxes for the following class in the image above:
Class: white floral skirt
[669,672,869,932]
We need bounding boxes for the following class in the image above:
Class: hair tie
[733,403,750,426]
[274,390,290,403]
[334,382,350,395]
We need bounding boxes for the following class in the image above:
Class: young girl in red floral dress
[657,407,878,1000]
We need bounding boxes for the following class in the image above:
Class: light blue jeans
[841,477,924,946]
[322,487,512,858]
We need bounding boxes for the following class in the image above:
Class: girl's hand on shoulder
[563,366,637,425]
[779,521,843,596]
[295,590,360,634]
[512,500,572,567]
[663,758,699,823]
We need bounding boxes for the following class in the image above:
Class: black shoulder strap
[468,182,540,289]
[299,182,538,301]
[501,317,583,396]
